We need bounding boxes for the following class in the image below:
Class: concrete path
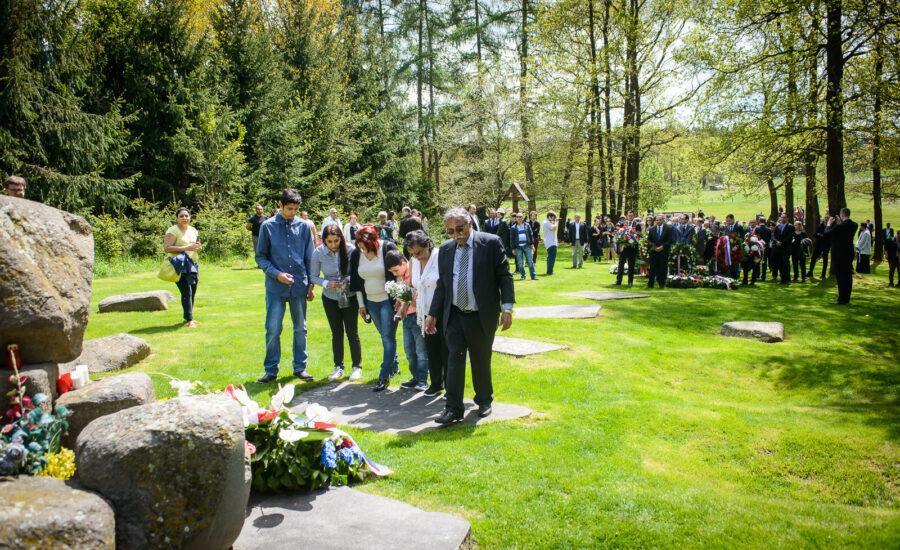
[235,487,471,550]
[492,335,565,357]
[564,290,649,301]
[514,304,601,319]
[293,382,531,435]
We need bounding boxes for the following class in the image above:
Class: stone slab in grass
[60,333,151,374]
[292,382,531,435]
[493,335,565,357]
[720,321,785,343]
[235,486,471,550]
[565,290,650,301]
[98,290,175,313]
[515,304,601,319]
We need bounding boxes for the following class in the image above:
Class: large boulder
[0,363,59,416]
[0,196,93,364]
[60,333,151,374]
[0,476,116,549]
[56,372,155,449]
[97,291,175,313]
[75,395,251,549]
[720,321,785,343]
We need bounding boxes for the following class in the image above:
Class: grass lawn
[85,249,899,548]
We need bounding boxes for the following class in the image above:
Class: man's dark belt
[451,305,478,315]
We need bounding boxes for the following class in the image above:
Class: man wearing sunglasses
[424,207,515,425]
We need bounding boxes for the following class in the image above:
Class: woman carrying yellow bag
[163,207,201,328]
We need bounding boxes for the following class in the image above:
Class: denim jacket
[256,213,314,298]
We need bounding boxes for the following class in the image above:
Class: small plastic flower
[270,383,296,410]
[304,403,332,423]
[320,440,337,469]
[37,448,76,480]
[244,441,257,458]
[5,443,25,463]
[169,379,197,396]
[278,428,309,443]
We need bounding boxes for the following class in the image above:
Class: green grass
[85,251,899,548]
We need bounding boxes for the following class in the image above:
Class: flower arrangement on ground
[1,362,72,477]
[703,275,740,290]
[666,274,703,288]
[669,242,697,274]
[224,384,391,492]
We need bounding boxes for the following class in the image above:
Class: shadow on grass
[130,322,187,335]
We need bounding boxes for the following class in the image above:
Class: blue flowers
[338,447,356,466]
[320,440,337,469]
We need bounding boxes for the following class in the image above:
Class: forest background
[1,0,897,262]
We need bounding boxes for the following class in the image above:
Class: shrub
[88,213,125,260]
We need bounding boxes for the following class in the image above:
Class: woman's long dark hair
[323,224,350,276]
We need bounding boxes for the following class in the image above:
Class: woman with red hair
[350,224,400,391]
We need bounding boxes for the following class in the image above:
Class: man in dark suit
[825,208,858,304]
[566,214,589,269]
[425,208,515,424]
[483,208,499,235]
[496,209,511,259]
[752,218,772,280]
[808,215,830,279]
[724,214,744,240]
[772,214,794,284]
[647,215,673,288]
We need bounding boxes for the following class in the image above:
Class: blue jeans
[264,290,309,376]
[366,299,399,380]
[402,315,429,383]
[546,245,557,274]
[515,245,536,279]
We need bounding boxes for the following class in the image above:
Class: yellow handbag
[158,257,180,282]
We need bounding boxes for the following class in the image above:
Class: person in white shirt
[468,204,480,232]
[406,230,446,396]
[541,211,559,275]
[856,225,872,274]
[320,208,341,239]
[343,212,361,243]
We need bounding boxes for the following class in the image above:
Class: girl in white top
[405,230,446,396]
[856,226,872,273]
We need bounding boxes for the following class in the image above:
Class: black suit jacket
[429,232,515,336]
[566,221,589,243]
[825,218,858,262]
[647,223,673,252]
[773,223,794,249]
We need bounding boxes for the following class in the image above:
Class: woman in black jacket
[349,224,400,391]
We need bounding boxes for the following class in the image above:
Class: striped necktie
[456,244,470,310]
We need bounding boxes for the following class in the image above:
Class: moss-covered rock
[75,395,251,549]
[0,476,115,549]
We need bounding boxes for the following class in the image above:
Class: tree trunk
[426,4,438,192]
[824,0,846,213]
[603,0,615,217]
[804,2,821,236]
[474,0,485,146]
[417,0,426,181]
[584,0,606,223]
[767,175,779,221]
[519,0,537,212]
[872,0,884,262]
[624,0,640,213]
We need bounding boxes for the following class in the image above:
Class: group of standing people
[238,192,515,426]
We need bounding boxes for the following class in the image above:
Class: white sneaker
[327,366,344,381]
[348,367,362,381]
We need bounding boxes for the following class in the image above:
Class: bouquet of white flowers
[384,280,413,302]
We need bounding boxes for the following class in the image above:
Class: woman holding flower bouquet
[384,250,429,391]
[350,225,400,392]
[310,225,362,382]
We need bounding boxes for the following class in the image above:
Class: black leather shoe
[256,374,277,384]
[373,379,389,392]
[294,370,314,381]
[477,405,492,418]
[423,386,443,397]
[435,409,463,425]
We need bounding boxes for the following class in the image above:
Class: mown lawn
[85,248,899,548]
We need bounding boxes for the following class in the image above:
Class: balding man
[4,176,26,198]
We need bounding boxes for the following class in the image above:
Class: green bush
[88,213,125,260]
[194,208,253,260]
[127,198,175,258]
